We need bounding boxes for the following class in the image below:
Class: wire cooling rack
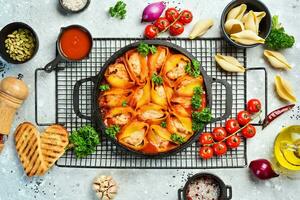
[35,38,267,169]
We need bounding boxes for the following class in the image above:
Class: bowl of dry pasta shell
[73,40,233,157]
[221,0,272,48]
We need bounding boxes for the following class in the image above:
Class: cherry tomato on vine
[241,124,256,138]
[165,7,180,22]
[199,132,214,145]
[225,119,240,134]
[213,142,227,156]
[226,135,241,149]
[199,146,214,159]
[247,99,261,114]
[169,21,184,36]
[237,110,251,126]
[212,127,227,141]
[144,24,159,39]
[179,10,193,24]
[154,17,170,32]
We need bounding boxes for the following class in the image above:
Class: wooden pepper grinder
[0,74,29,152]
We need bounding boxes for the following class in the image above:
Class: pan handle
[73,76,95,121]
[178,189,184,200]
[208,78,232,123]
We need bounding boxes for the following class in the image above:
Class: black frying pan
[73,40,233,157]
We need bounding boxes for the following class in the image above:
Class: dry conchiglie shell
[224,19,245,35]
[227,4,247,21]
[242,11,257,34]
[230,30,265,45]
[264,50,292,70]
[275,75,297,103]
[189,19,214,39]
[215,54,245,73]
[242,11,266,34]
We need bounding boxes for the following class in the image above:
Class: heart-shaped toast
[14,122,68,176]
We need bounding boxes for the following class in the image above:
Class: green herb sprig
[171,133,185,144]
[161,121,167,128]
[105,125,121,138]
[68,125,100,158]
[99,84,110,91]
[109,1,127,19]
[152,73,163,85]
[192,108,212,131]
[191,86,203,110]
[122,101,127,107]
[137,42,157,57]
[185,59,201,78]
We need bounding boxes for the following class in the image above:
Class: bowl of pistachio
[0,22,39,64]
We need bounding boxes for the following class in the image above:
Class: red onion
[249,159,279,180]
[141,1,166,22]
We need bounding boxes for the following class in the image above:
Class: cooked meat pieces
[155,85,166,98]
[124,130,145,146]
[108,63,130,80]
[166,60,187,80]
[128,53,142,75]
[111,114,131,126]
[141,110,164,120]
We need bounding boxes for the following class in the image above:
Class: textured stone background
[0,0,299,199]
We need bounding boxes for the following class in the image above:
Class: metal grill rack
[35,38,267,169]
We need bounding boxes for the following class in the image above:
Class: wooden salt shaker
[0,74,29,152]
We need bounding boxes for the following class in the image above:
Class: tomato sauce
[59,27,92,60]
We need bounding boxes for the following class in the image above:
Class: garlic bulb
[224,19,244,35]
[275,75,297,103]
[264,50,292,70]
[230,30,265,45]
[227,4,247,21]
[189,19,214,39]
[93,175,118,200]
[215,54,245,73]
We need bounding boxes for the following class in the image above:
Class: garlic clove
[224,19,244,35]
[230,30,265,45]
[275,75,297,103]
[189,19,214,39]
[227,4,247,21]
[264,50,292,70]
[215,54,245,73]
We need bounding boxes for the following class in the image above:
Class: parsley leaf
[191,108,212,131]
[185,59,201,78]
[99,84,110,91]
[105,125,120,138]
[152,73,163,85]
[122,101,127,107]
[191,86,203,110]
[171,133,185,144]
[69,125,100,158]
[161,121,167,128]
[109,1,127,20]
[137,42,157,57]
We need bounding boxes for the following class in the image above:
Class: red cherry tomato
[165,7,180,22]
[199,132,214,145]
[154,17,170,32]
[213,142,227,156]
[241,124,256,138]
[237,110,251,126]
[144,24,159,39]
[247,99,262,114]
[225,119,240,134]
[199,146,214,159]
[169,21,184,36]
[212,127,227,141]
[226,135,241,149]
[179,10,193,24]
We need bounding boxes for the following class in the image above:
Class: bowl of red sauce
[44,25,92,72]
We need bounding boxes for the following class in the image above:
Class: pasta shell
[275,75,297,103]
[264,50,292,70]
[151,83,168,107]
[125,49,148,85]
[148,46,169,75]
[129,79,151,109]
[227,4,247,21]
[242,11,257,34]
[99,88,133,108]
[224,19,244,35]
[104,107,135,127]
[215,54,245,73]
[242,11,266,34]
[230,30,265,45]
[137,103,168,124]
[166,111,193,136]
[174,75,203,97]
[189,19,214,39]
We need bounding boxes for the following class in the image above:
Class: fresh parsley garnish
[185,59,201,78]
[191,86,203,110]
[171,133,185,144]
[161,121,167,128]
[68,125,100,158]
[109,1,127,19]
[152,73,163,85]
[105,125,121,138]
[99,84,110,91]
[122,101,127,107]
[191,108,212,131]
[137,42,157,57]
